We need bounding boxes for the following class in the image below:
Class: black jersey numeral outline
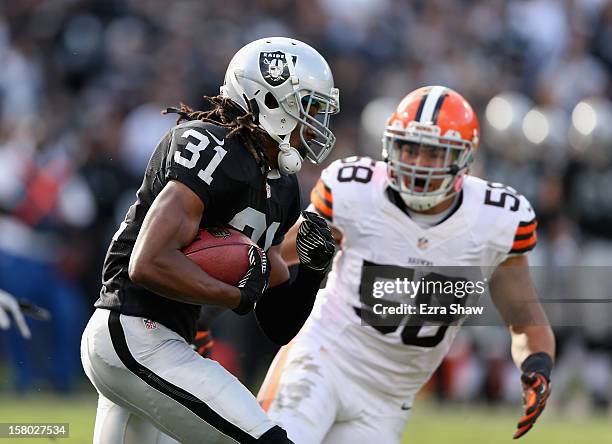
[337,157,376,184]
[484,182,521,212]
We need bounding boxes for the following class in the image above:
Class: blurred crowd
[0,0,611,413]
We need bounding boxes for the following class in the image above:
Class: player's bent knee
[257,425,294,443]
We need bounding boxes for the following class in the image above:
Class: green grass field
[0,395,609,444]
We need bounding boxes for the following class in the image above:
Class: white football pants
[258,333,409,444]
[81,309,281,444]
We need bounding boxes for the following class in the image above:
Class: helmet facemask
[383,122,475,211]
[286,88,340,164]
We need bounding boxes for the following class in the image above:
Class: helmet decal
[259,51,294,87]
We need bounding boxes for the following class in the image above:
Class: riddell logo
[143,319,157,330]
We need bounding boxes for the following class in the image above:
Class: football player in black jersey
[81,37,338,444]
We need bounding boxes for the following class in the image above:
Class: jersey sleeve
[488,192,538,260]
[474,180,539,267]
[508,196,537,255]
[310,175,333,222]
[308,158,348,223]
[307,157,383,233]
[165,124,235,208]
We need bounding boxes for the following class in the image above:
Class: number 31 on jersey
[174,129,227,185]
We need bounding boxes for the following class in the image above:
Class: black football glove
[513,372,551,439]
[191,330,214,358]
[296,211,335,272]
[233,245,270,315]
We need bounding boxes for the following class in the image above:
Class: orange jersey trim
[516,221,537,236]
[315,179,332,202]
[511,233,537,252]
[310,179,333,219]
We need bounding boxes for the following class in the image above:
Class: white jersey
[304,156,537,407]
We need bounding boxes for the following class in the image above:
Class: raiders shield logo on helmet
[259,51,293,86]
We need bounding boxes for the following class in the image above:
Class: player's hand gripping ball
[182,227,256,286]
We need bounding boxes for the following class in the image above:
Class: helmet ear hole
[264,92,279,109]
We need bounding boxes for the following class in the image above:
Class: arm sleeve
[272,178,302,247]
[254,264,324,345]
[165,125,235,208]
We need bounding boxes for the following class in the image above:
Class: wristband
[233,290,254,316]
[521,352,553,381]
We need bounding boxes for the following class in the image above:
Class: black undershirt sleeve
[254,264,325,345]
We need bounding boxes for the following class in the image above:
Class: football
[181,227,255,285]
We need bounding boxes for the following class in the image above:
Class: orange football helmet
[382,86,480,211]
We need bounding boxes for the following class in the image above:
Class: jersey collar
[386,188,463,225]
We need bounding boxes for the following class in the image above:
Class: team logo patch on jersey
[143,319,158,330]
[208,227,231,239]
[417,237,429,250]
[259,51,295,86]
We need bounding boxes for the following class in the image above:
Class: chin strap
[272,134,302,174]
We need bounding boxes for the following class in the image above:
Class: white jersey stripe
[419,86,446,123]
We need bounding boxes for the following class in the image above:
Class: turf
[404,402,612,444]
[0,395,95,444]
[0,395,608,443]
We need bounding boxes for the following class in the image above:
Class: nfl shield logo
[259,51,295,86]
[143,319,157,330]
[417,237,429,250]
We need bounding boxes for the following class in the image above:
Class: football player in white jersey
[258,86,555,443]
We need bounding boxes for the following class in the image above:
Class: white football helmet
[220,37,340,174]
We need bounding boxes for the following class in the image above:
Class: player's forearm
[255,264,324,345]
[280,223,300,265]
[509,324,555,369]
[128,181,240,308]
[129,250,240,308]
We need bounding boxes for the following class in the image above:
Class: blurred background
[0,0,611,442]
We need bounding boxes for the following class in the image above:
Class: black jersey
[95,120,301,341]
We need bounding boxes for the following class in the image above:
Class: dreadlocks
[163,96,270,169]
